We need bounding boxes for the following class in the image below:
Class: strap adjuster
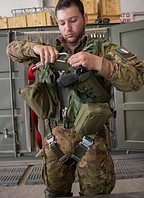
[79,136,93,150]
[46,136,56,148]
[71,154,81,162]
[59,155,69,164]
[59,155,77,167]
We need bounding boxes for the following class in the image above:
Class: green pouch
[74,103,113,136]
[75,71,111,103]
[19,81,60,120]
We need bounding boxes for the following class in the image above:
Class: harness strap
[46,133,95,167]
[71,135,94,162]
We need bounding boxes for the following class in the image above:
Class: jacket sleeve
[98,41,144,92]
[6,40,40,66]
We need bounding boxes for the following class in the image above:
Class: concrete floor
[0,154,144,198]
[0,177,144,198]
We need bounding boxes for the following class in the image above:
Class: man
[6,0,143,197]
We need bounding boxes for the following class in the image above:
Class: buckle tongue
[80,136,93,150]
[46,136,56,148]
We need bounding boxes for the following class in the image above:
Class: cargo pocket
[41,146,75,193]
[77,137,116,195]
[99,154,116,194]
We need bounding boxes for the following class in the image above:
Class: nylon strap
[71,135,95,162]
[46,132,95,167]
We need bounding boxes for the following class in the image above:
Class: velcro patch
[118,47,129,54]
[115,47,136,60]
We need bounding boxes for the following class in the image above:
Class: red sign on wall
[120,12,133,23]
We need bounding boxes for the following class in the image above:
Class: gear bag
[19,81,60,120]
[74,71,111,103]
[74,103,113,136]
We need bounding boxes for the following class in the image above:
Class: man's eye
[59,22,65,26]
[71,19,77,23]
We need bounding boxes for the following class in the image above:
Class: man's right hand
[33,44,59,65]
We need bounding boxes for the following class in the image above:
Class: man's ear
[83,13,88,25]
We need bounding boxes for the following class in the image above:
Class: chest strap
[46,134,95,167]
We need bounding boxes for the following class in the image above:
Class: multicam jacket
[6,33,144,130]
[6,34,144,196]
[6,34,144,92]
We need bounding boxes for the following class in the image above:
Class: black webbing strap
[71,135,94,162]
[46,135,76,166]
[46,134,95,167]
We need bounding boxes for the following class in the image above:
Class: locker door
[110,20,144,150]
[0,31,31,156]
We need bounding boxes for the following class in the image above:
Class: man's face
[56,5,87,45]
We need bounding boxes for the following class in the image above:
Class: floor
[0,153,144,198]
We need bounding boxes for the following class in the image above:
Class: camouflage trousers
[40,126,116,196]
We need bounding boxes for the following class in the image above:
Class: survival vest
[20,37,113,166]
[20,37,113,136]
[38,38,112,134]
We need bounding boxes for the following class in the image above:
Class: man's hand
[33,44,59,65]
[67,52,102,72]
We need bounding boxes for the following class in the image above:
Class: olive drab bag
[74,103,113,136]
[74,71,111,103]
[19,81,60,120]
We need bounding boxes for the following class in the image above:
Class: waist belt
[46,132,95,167]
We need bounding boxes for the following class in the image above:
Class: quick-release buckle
[79,136,93,150]
[46,136,56,148]
[59,155,77,167]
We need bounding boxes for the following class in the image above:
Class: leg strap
[46,134,95,167]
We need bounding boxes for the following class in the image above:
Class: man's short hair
[55,0,84,17]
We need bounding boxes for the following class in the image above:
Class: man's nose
[65,22,72,31]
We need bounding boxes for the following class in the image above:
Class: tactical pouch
[75,71,111,103]
[74,103,113,136]
[19,82,60,120]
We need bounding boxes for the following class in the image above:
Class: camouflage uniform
[41,126,115,196]
[6,35,144,197]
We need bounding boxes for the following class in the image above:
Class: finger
[54,48,60,60]
[68,54,78,61]
[43,48,50,65]
[46,46,59,64]
[67,56,81,66]
[39,48,45,65]
[50,49,59,64]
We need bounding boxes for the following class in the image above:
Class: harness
[36,38,111,165]
[46,128,95,167]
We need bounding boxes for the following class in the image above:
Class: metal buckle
[79,136,93,150]
[46,136,56,148]
[71,154,81,162]
[32,52,69,70]
[59,155,69,164]
[57,52,69,63]
[59,155,77,167]
[32,62,43,71]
